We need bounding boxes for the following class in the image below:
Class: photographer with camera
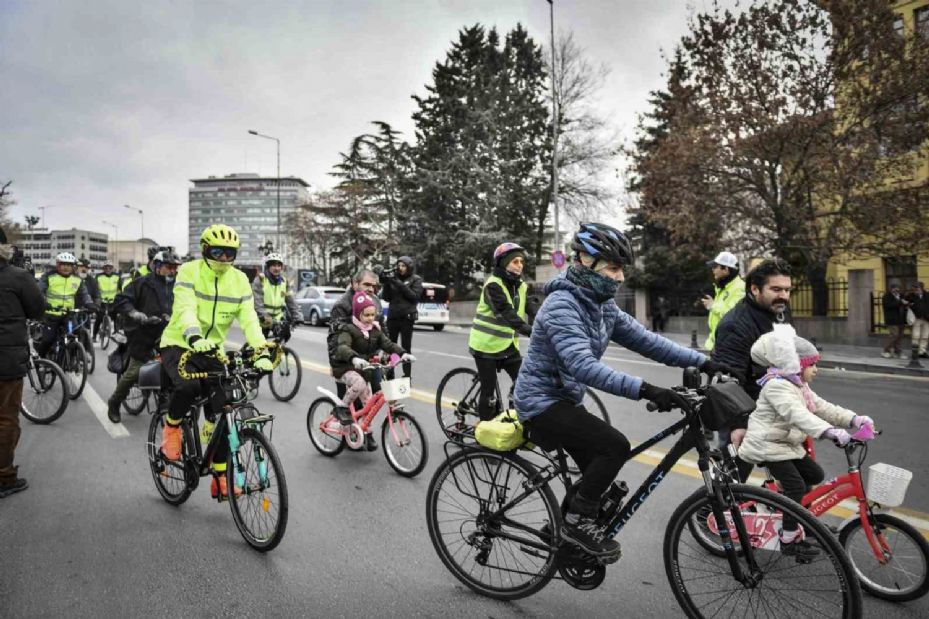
[379,256,423,380]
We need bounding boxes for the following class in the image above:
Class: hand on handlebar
[190,337,217,353]
[352,357,368,370]
[821,427,851,447]
[851,415,874,430]
[700,359,738,378]
[253,356,274,372]
[400,353,416,363]
[640,382,691,413]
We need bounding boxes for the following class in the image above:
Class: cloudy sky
[1,0,719,250]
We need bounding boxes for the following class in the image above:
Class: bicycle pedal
[597,550,621,566]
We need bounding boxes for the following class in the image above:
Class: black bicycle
[425,368,863,617]
[259,321,302,402]
[42,313,89,400]
[19,339,70,424]
[435,365,610,442]
[71,309,96,374]
[145,347,289,552]
[96,302,115,350]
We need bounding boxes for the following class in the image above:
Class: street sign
[551,250,566,269]
[297,269,316,289]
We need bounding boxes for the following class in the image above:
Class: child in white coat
[738,324,874,559]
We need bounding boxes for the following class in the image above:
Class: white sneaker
[881,352,892,359]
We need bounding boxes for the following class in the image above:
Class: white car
[383,282,450,331]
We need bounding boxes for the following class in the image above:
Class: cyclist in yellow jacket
[35,252,95,357]
[159,224,273,498]
[252,252,299,336]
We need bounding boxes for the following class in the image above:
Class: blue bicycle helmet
[570,222,634,266]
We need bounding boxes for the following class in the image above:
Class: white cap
[707,251,738,269]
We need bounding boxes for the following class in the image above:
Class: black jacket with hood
[381,256,423,321]
[0,244,45,380]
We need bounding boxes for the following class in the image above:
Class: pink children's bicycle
[305,355,428,477]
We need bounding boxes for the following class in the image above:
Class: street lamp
[546,0,561,258]
[38,205,55,229]
[124,204,144,239]
[248,129,281,252]
[102,220,118,265]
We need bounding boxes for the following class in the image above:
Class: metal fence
[789,278,849,318]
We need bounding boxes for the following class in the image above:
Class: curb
[817,359,929,377]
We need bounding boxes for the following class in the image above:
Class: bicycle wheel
[80,328,95,374]
[425,448,561,600]
[583,389,610,425]
[306,397,345,456]
[122,383,147,416]
[268,346,302,402]
[435,367,482,441]
[146,412,193,505]
[665,484,862,619]
[227,427,289,552]
[20,358,69,424]
[99,316,112,350]
[63,340,88,400]
[839,512,929,602]
[381,409,428,477]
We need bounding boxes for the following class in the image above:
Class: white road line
[420,350,472,361]
[82,382,131,438]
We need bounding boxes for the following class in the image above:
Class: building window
[893,14,904,38]
[918,7,929,39]
[884,255,917,292]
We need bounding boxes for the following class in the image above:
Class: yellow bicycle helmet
[200,224,240,249]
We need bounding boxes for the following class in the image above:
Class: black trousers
[473,354,521,421]
[35,315,68,358]
[161,346,229,466]
[765,456,824,531]
[527,400,631,513]
[386,317,415,378]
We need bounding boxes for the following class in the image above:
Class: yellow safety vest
[97,273,120,302]
[262,277,288,321]
[468,275,527,354]
[160,259,265,352]
[46,274,82,316]
[705,276,746,351]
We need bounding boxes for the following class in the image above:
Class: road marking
[82,382,130,438]
[419,350,472,361]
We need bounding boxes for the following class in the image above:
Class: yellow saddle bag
[475,410,528,451]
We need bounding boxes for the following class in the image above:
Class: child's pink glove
[822,427,851,446]
[851,415,874,429]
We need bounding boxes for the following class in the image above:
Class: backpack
[107,342,130,374]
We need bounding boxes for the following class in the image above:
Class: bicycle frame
[339,368,409,443]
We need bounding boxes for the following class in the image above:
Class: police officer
[94,260,120,341]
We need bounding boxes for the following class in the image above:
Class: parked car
[294,286,346,326]
[383,282,450,331]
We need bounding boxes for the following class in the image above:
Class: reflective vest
[262,277,288,321]
[97,273,120,302]
[46,274,82,316]
[160,259,265,352]
[468,275,527,354]
[705,275,746,351]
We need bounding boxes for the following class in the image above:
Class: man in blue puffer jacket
[515,222,735,559]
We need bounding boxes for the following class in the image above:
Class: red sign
[551,250,566,269]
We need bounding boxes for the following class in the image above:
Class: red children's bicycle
[305,357,428,478]
[694,425,928,602]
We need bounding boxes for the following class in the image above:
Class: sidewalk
[656,331,929,378]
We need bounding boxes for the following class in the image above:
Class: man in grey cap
[701,251,745,350]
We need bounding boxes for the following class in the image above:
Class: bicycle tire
[20,358,70,424]
[122,383,147,415]
[839,512,929,602]
[435,367,482,441]
[425,448,561,600]
[381,410,428,477]
[64,340,88,400]
[665,484,862,619]
[306,396,346,456]
[147,412,192,506]
[268,346,302,402]
[100,316,112,350]
[227,427,289,552]
[583,389,610,426]
[80,328,95,374]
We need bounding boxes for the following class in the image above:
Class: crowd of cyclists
[4,218,918,615]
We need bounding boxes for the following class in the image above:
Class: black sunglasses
[207,247,237,260]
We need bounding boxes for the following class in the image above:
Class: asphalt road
[3,324,928,618]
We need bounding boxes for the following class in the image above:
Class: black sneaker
[333,406,353,426]
[780,538,820,562]
[560,516,621,557]
[107,402,121,423]
[0,478,28,499]
[364,434,378,452]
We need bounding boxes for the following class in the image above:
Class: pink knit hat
[352,291,377,319]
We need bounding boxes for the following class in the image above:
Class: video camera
[372,264,396,279]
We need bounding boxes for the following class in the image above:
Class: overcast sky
[1,0,720,250]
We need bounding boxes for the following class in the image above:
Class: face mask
[78,271,87,279]
[206,258,232,274]
[566,265,621,302]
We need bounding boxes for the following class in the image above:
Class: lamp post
[546,0,560,258]
[124,204,144,239]
[248,129,281,252]
[102,220,118,265]
[38,205,55,229]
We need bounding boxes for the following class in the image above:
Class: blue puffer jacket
[514,275,707,421]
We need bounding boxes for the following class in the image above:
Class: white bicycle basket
[381,377,411,401]
[867,462,912,507]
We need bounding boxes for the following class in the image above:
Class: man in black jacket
[106,250,178,423]
[380,256,423,379]
[882,282,908,358]
[328,269,382,400]
[711,258,793,480]
[0,227,45,498]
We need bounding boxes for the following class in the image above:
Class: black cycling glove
[640,382,690,412]
[700,359,739,378]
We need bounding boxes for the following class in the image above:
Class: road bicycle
[306,356,428,477]
[145,346,289,551]
[19,338,70,424]
[693,425,928,602]
[424,367,863,617]
[435,365,610,442]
